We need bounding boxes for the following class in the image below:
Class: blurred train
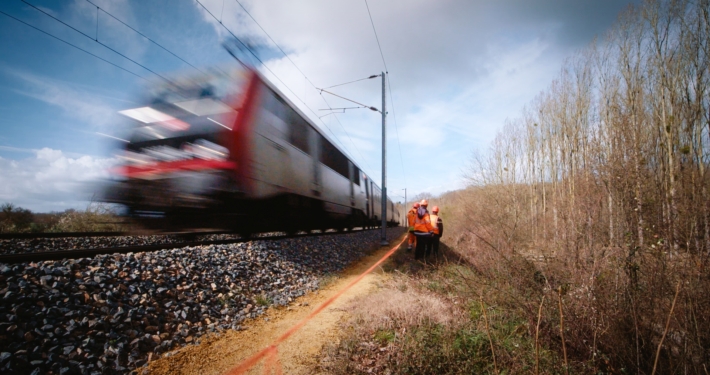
[101,66,399,234]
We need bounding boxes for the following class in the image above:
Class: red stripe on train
[112,159,236,178]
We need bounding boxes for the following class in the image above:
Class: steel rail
[0,230,233,240]
[0,228,384,264]
[0,231,130,240]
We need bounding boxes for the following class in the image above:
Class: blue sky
[0,0,635,212]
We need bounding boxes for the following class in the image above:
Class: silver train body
[103,67,399,233]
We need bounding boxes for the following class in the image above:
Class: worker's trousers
[414,232,432,260]
[432,235,441,255]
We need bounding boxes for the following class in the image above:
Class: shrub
[50,202,125,232]
[255,294,272,307]
[0,203,34,233]
[320,257,567,375]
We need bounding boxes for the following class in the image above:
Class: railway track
[0,227,404,374]
[0,230,233,240]
[0,227,380,264]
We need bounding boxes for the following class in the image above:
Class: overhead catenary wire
[12,0,380,179]
[193,1,348,150]
[318,106,366,112]
[363,0,407,188]
[323,75,380,90]
[318,88,379,112]
[318,106,368,118]
[84,0,207,75]
[232,0,377,177]
[194,0,363,166]
[320,94,375,175]
[4,1,365,172]
[363,0,388,73]
[233,0,315,87]
[21,0,172,84]
[385,77,405,182]
[0,9,147,81]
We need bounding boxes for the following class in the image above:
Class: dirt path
[146,235,405,375]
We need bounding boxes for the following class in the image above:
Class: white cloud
[2,0,632,210]
[0,145,36,154]
[186,0,630,198]
[0,148,118,212]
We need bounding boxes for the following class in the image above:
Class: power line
[320,94,374,174]
[21,0,171,83]
[363,0,407,188]
[193,0,353,158]
[319,106,366,112]
[197,0,373,176]
[386,76,405,183]
[84,0,206,75]
[318,88,379,111]
[233,0,315,87]
[231,0,377,177]
[0,9,146,81]
[363,0,388,73]
[322,75,379,90]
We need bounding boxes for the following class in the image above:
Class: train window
[289,111,310,154]
[319,135,349,178]
[265,89,310,154]
[264,89,287,121]
[352,165,360,186]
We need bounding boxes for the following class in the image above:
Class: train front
[102,68,253,230]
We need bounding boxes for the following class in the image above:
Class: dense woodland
[445,0,710,372]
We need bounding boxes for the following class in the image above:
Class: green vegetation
[0,203,35,232]
[255,294,272,307]
[373,329,396,345]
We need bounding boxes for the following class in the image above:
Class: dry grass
[50,202,126,232]
[433,184,710,374]
[319,182,710,374]
[319,243,567,375]
[1,201,128,233]
[321,1,710,372]
[344,279,461,334]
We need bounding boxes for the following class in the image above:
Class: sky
[0,0,636,212]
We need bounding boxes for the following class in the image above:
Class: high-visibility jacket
[413,210,435,234]
[430,214,444,236]
[407,209,417,232]
[430,213,440,235]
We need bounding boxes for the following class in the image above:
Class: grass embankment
[319,242,567,375]
[318,188,710,374]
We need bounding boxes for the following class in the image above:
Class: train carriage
[102,66,399,233]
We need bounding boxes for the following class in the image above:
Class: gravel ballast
[0,233,247,256]
[0,228,405,374]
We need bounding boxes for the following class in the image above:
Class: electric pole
[380,71,388,246]
[316,73,389,244]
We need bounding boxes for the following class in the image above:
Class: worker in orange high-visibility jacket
[430,206,444,256]
[406,202,420,251]
[413,199,435,260]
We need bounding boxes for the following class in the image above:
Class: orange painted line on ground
[223,235,407,375]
